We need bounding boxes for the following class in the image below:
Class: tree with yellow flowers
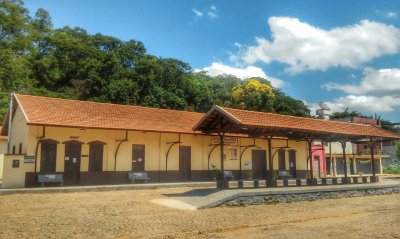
[232,78,275,112]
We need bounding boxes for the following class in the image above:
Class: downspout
[239,138,256,178]
[207,144,220,171]
[271,139,291,162]
[7,92,13,154]
[114,130,128,171]
[34,126,46,173]
[165,134,181,171]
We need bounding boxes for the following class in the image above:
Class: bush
[383,164,400,174]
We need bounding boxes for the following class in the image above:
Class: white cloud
[324,68,400,96]
[314,68,400,114]
[319,95,400,113]
[232,17,400,73]
[192,8,203,17]
[196,62,284,88]
[208,5,218,19]
[386,11,398,19]
[208,11,218,19]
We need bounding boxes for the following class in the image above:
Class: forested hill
[0,0,310,123]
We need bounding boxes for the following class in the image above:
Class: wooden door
[132,145,145,172]
[278,149,286,170]
[336,158,345,175]
[64,141,82,185]
[89,143,104,172]
[40,141,57,172]
[289,150,297,178]
[313,157,320,178]
[252,150,267,179]
[179,146,191,181]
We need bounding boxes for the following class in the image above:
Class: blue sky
[25,0,400,121]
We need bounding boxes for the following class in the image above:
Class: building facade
[1,94,398,188]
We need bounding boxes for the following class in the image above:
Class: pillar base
[266,179,278,187]
[332,178,338,184]
[352,177,359,184]
[342,177,351,184]
[370,176,380,183]
[283,179,289,187]
[296,179,302,186]
[321,178,328,185]
[362,176,368,183]
[307,178,318,186]
[217,179,229,189]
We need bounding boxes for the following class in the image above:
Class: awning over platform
[193,106,400,142]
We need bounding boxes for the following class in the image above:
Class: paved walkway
[153,176,400,210]
[0,181,215,195]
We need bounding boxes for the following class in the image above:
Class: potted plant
[211,164,219,181]
[272,171,278,179]
[244,168,253,180]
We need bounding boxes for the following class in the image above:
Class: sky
[25,0,400,121]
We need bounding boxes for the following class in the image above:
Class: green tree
[0,0,313,123]
[232,78,275,112]
[330,108,363,119]
[273,89,310,116]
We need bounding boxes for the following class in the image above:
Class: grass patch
[383,164,400,174]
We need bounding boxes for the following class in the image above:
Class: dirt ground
[0,188,399,239]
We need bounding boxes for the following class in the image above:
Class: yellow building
[0,127,7,180]
[0,94,398,188]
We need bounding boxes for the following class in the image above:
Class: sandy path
[0,188,399,239]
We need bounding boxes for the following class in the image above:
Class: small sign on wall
[24,155,35,163]
[211,136,238,146]
[12,159,20,168]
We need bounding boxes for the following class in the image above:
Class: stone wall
[222,186,400,206]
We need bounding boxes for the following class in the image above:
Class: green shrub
[383,164,400,174]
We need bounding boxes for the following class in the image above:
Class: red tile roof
[14,94,204,134]
[10,94,400,140]
[220,107,400,139]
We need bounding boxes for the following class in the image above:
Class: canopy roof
[193,106,400,142]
